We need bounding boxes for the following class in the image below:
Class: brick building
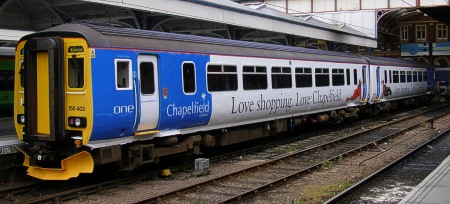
[351,11,449,68]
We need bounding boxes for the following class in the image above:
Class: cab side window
[68,56,84,88]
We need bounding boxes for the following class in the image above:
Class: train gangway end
[18,149,94,180]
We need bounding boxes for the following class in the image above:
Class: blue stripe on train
[89,49,212,141]
[157,52,212,130]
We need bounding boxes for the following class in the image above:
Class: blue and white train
[14,23,434,180]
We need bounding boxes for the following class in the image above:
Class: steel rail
[133,106,450,203]
[323,119,450,204]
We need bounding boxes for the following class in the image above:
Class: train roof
[19,23,367,64]
[20,23,430,68]
[361,55,433,69]
[0,47,15,57]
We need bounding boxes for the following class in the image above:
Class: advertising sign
[401,42,450,56]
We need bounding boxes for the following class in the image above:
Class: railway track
[131,105,449,203]
[325,116,450,203]
[1,104,448,203]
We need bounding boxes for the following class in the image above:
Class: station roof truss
[0,0,377,48]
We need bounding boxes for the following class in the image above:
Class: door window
[140,62,155,94]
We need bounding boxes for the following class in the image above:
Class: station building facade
[350,12,449,68]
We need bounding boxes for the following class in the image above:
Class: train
[0,47,15,116]
[14,23,435,180]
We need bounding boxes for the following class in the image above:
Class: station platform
[400,154,450,204]
[0,117,24,155]
[0,134,25,155]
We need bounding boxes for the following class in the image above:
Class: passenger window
[353,69,358,85]
[207,64,238,92]
[316,68,330,87]
[418,71,423,82]
[295,67,312,88]
[183,62,196,93]
[243,66,267,90]
[332,68,344,86]
[346,68,350,85]
[413,71,418,82]
[140,62,155,94]
[272,67,292,89]
[423,71,428,81]
[0,72,4,91]
[384,70,387,83]
[407,71,412,82]
[393,71,399,83]
[400,71,406,83]
[68,56,84,88]
[0,71,13,91]
[116,59,131,89]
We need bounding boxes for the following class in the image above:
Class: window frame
[400,25,408,41]
[243,65,268,90]
[315,67,330,87]
[139,61,155,95]
[295,67,312,88]
[206,64,238,92]
[331,68,345,86]
[437,24,447,40]
[393,70,399,83]
[271,66,292,89]
[406,71,412,82]
[416,25,426,41]
[115,58,133,90]
[67,55,85,89]
[400,71,406,83]
[182,61,196,94]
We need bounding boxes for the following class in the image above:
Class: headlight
[74,118,81,127]
[17,114,25,124]
[68,117,87,128]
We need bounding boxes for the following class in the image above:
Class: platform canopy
[81,0,377,47]
[0,0,376,47]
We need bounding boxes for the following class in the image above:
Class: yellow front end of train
[14,37,95,180]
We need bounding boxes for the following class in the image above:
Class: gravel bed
[54,109,450,204]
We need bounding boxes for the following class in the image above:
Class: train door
[137,55,159,131]
[23,37,65,140]
[375,66,381,100]
[361,65,368,102]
